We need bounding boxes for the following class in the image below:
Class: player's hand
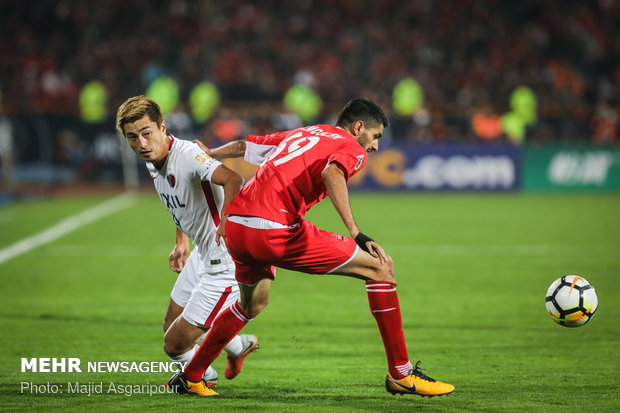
[354,232,388,264]
[193,139,212,156]
[366,241,388,265]
[169,243,189,273]
[215,216,227,247]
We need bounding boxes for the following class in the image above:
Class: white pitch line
[0,192,137,265]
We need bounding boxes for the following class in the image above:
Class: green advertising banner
[523,144,620,191]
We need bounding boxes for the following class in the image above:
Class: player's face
[123,115,170,168]
[354,122,384,153]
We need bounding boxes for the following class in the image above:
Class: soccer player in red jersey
[169,98,455,397]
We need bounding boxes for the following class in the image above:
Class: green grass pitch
[0,192,618,412]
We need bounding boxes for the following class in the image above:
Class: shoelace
[410,360,436,382]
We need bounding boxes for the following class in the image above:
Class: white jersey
[146,135,233,272]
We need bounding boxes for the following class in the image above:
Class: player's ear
[161,120,167,134]
[352,120,364,137]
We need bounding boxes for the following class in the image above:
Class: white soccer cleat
[225,334,259,380]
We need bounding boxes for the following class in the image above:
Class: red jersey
[226,124,367,225]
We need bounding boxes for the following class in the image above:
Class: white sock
[168,345,198,365]
[224,335,243,356]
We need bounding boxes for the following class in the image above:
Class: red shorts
[225,217,358,285]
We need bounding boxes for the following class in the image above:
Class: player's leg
[222,280,265,379]
[164,312,220,388]
[334,249,454,396]
[163,315,219,385]
[164,315,204,356]
[193,265,260,378]
[333,251,411,376]
[191,267,261,380]
[276,220,452,397]
[255,219,422,390]
[163,298,183,334]
[258,218,451,395]
[164,296,218,382]
[182,278,271,384]
[249,218,411,383]
[168,253,252,391]
[331,245,394,282]
[237,275,272,317]
[163,249,220,387]
[167,248,203,334]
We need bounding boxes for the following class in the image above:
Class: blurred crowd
[0,0,618,144]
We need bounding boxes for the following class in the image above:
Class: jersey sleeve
[186,143,223,181]
[327,142,367,180]
[244,131,291,165]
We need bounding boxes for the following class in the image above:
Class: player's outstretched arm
[169,228,190,273]
[322,163,388,264]
[210,164,244,246]
[193,139,246,160]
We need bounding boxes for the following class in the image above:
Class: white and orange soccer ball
[545,275,598,327]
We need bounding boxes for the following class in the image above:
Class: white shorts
[170,248,239,328]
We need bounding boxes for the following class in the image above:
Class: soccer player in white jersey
[116,96,258,396]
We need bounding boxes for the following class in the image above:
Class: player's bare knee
[374,255,395,283]
[163,326,194,357]
[163,337,185,357]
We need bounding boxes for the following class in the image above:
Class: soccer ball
[545,275,598,327]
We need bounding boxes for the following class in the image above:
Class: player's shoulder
[171,137,217,169]
[171,137,196,153]
[303,124,343,137]
[305,125,355,143]
[173,137,205,157]
[308,125,364,151]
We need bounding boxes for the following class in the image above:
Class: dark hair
[335,97,389,129]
